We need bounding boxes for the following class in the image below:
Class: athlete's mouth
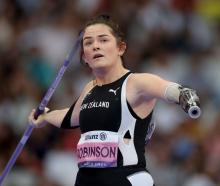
[93,54,104,59]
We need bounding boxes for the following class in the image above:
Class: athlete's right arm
[28,81,94,128]
[28,107,70,128]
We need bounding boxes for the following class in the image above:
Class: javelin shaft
[0,126,33,184]
[35,32,83,117]
[0,32,83,185]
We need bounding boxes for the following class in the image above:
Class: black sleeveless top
[77,72,154,168]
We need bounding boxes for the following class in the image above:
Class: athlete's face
[82,24,125,71]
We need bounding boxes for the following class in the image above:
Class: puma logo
[108,87,120,95]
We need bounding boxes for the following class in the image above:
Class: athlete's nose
[93,40,100,51]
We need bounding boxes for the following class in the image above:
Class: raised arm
[127,73,201,118]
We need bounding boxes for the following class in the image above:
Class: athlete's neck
[93,67,129,86]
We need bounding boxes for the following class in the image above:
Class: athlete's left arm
[131,73,201,118]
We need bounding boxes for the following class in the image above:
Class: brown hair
[80,14,126,65]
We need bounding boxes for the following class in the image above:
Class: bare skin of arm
[29,81,94,128]
[126,73,174,119]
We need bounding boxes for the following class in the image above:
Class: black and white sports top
[73,72,155,168]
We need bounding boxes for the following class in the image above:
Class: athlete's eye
[100,38,108,43]
[84,40,93,46]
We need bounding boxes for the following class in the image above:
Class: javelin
[0,31,84,185]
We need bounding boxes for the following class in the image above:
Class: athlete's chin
[90,60,108,69]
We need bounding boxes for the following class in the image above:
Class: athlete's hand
[28,107,50,128]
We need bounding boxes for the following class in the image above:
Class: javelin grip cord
[0,32,83,185]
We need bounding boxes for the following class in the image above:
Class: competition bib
[77,130,119,168]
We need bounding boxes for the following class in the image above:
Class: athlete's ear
[118,41,126,56]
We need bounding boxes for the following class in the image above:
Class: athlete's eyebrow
[83,34,110,41]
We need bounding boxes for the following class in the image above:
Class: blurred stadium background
[0,0,220,185]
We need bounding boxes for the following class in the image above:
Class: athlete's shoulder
[84,80,94,90]
[128,72,161,85]
[80,80,94,97]
[131,72,161,77]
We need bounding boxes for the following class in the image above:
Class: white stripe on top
[118,74,138,166]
